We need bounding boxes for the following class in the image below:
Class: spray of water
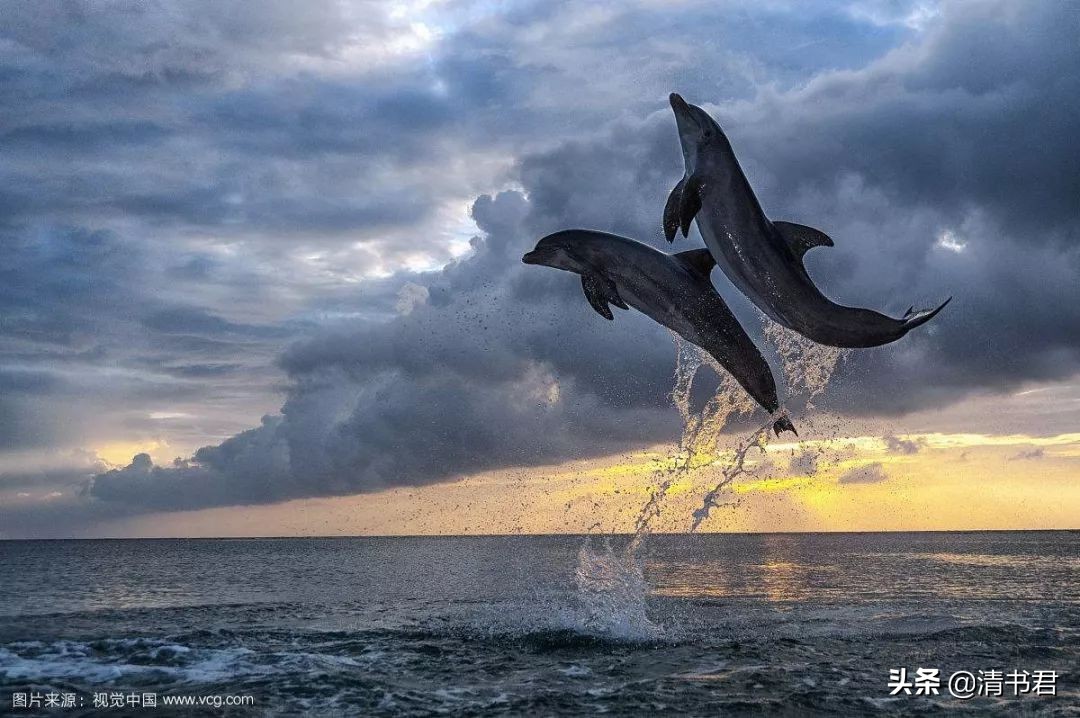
[686,323,850,528]
[762,319,850,408]
[625,334,756,549]
[572,321,849,637]
[689,424,771,530]
[672,335,759,462]
[570,337,716,637]
[572,538,658,639]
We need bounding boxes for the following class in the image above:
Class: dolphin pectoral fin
[678,174,703,237]
[774,221,834,261]
[580,274,627,320]
[673,248,716,280]
[582,275,614,320]
[663,177,686,243]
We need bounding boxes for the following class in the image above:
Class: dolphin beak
[668,92,700,131]
[521,250,543,265]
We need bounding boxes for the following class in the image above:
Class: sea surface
[0,532,1076,716]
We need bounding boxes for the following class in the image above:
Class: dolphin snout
[522,249,543,265]
[668,92,699,132]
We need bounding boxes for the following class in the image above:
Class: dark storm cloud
[705,1,1080,414]
[753,2,1080,234]
[91,191,682,510]
[92,0,1080,514]
[1,1,1077,526]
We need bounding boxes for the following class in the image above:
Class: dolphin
[523,229,797,436]
[664,92,950,349]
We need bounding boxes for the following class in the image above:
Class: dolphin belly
[691,320,782,415]
[697,222,786,326]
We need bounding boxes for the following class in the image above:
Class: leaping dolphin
[523,229,797,436]
[665,93,950,349]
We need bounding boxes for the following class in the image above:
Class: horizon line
[2,527,1077,542]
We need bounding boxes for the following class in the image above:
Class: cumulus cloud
[90,191,683,510]
[838,462,889,484]
[80,1,1080,512]
[0,1,1077,528]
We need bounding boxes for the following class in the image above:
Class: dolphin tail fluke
[901,296,952,332]
[773,415,797,437]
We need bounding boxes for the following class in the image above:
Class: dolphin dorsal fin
[673,248,716,279]
[581,273,628,321]
[774,221,834,261]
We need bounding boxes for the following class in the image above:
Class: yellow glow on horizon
[74,373,1080,539]
[93,427,1080,539]
[95,440,167,467]
[732,476,813,494]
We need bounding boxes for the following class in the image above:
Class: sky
[1,0,1078,538]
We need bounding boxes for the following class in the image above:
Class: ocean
[0,532,1076,715]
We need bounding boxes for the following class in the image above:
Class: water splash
[628,473,675,553]
[687,321,849,529]
[572,322,848,634]
[671,335,758,463]
[762,319,849,408]
[570,337,714,637]
[625,335,754,548]
[572,538,659,639]
[690,424,771,531]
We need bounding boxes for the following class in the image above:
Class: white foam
[571,538,660,641]
[0,640,259,685]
